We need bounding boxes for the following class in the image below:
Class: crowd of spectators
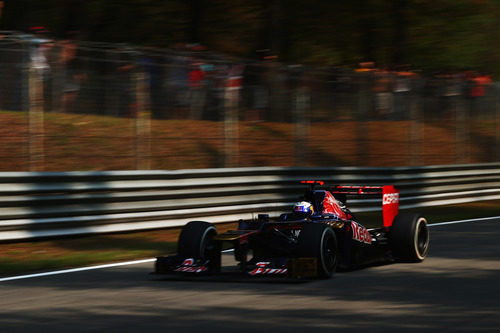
[358,62,495,121]
[0,30,497,123]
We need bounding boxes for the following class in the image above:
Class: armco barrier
[0,163,499,241]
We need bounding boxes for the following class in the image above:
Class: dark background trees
[1,0,499,76]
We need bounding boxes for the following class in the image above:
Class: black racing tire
[297,223,338,278]
[389,213,430,262]
[177,221,218,260]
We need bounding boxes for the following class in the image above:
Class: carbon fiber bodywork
[154,183,418,279]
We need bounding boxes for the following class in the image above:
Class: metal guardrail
[0,163,499,241]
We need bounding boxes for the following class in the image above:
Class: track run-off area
[1,216,499,332]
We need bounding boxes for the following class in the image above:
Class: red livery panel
[382,185,399,227]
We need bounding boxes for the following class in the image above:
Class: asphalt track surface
[1,218,499,332]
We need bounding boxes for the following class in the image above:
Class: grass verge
[0,201,498,278]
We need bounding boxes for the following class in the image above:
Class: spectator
[243,61,267,121]
[467,71,493,119]
[188,61,206,119]
[166,52,190,118]
[373,69,393,119]
[115,47,136,117]
[439,71,462,120]
[59,31,86,113]
[392,70,412,120]
[29,26,53,112]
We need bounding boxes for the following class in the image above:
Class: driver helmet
[293,201,314,217]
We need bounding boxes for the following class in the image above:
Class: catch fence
[0,31,499,171]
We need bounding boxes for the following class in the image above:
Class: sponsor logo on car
[383,192,399,205]
[174,258,209,273]
[351,221,372,244]
[248,262,288,275]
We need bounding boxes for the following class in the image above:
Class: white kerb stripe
[428,216,499,227]
[0,258,155,282]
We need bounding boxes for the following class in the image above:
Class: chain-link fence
[0,31,499,171]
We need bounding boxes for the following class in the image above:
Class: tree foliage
[2,0,499,75]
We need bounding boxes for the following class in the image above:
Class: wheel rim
[321,230,337,274]
[200,227,217,260]
[415,218,429,259]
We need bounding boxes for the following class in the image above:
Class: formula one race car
[155,181,430,279]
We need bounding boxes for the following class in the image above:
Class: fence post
[455,95,469,164]
[28,63,45,171]
[294,85,310,166]
[135,70,151,170]
[223,65,242,168]
[223,87,238,168]
[356,71,371,165]
[408,79,420,166]
[496,82,500,162]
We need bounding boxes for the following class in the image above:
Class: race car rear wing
[331,185,399,227]
[301,181,399,227]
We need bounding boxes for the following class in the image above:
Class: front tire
[297,223,338,278]
[390,213,429,262]
[177,221,218,260]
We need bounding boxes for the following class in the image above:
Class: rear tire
[389,213,429,262]
[297,223,338,278]
[177,221,218,260]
